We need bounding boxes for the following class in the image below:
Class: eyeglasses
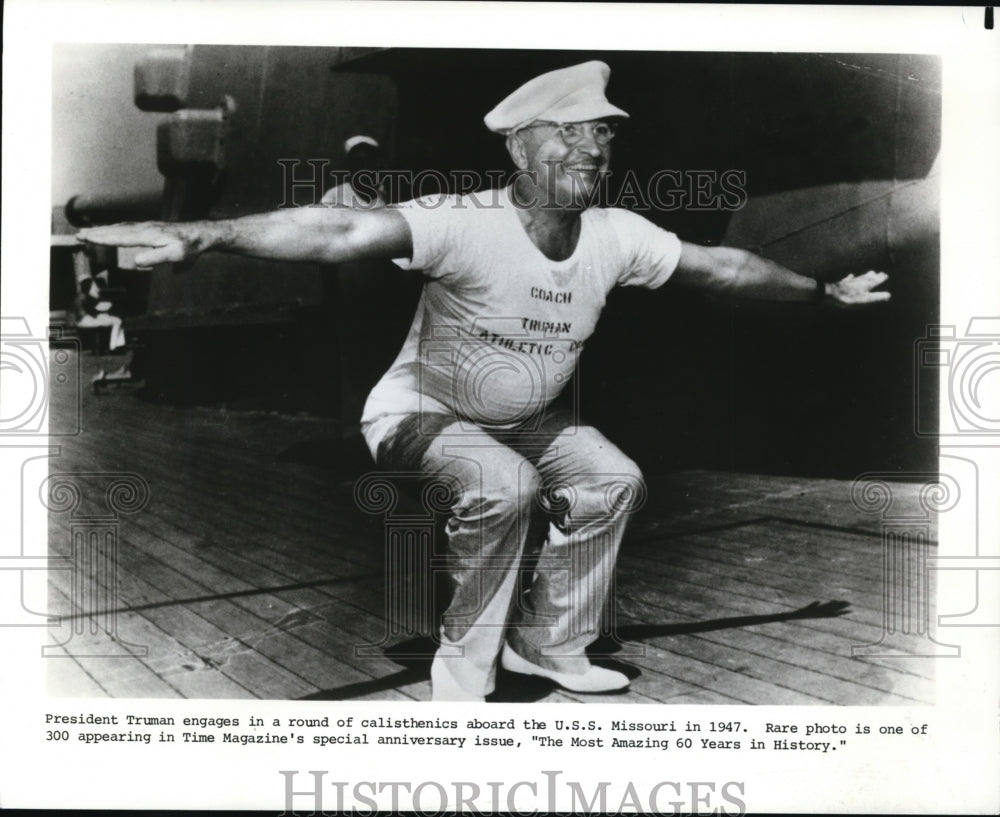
[515,120,618,147]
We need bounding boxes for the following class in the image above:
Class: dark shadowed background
[51,45,940,480]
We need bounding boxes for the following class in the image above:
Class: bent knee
[613,455,644,488]
[591,464,646,517]
[591,452,645,501]
[607,461,646,514]
[550,464,646,526]
[457,465,541,518]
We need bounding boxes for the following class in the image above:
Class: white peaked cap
[484,61,629,134]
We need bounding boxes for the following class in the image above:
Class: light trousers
[373,410,644,698]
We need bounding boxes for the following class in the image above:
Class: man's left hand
[826,270,891,306]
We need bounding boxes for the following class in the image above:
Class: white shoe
[501,644,630,693]
[430,653,486,702]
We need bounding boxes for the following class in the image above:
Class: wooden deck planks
[47,584,186,699]
[44,352,939,703]
[57,428,384,580]
[619,524,940,679]
[610,588,932,706]
[49,517,417,701]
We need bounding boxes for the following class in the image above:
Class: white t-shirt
[360,186,682,456]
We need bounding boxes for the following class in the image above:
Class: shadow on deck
[43,351,941,704]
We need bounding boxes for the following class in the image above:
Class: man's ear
[506,133,529,170]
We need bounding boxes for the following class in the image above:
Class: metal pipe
[64,191,163,227]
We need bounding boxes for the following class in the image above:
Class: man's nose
[574,133,604,159]
[576,128,605,158]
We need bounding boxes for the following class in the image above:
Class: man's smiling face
[509,119,615,210]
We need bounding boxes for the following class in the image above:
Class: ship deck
[44,349,937,705]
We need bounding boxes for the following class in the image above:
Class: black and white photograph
[1,2,998,814]
[45,41,941,704]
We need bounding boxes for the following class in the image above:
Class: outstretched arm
[670,242,890,306]
[76,206,413,268]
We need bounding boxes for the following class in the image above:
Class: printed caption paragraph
[44,711,931,753]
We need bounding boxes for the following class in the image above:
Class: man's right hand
[76,221,216,267]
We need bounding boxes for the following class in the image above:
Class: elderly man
[79,61,889,702]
